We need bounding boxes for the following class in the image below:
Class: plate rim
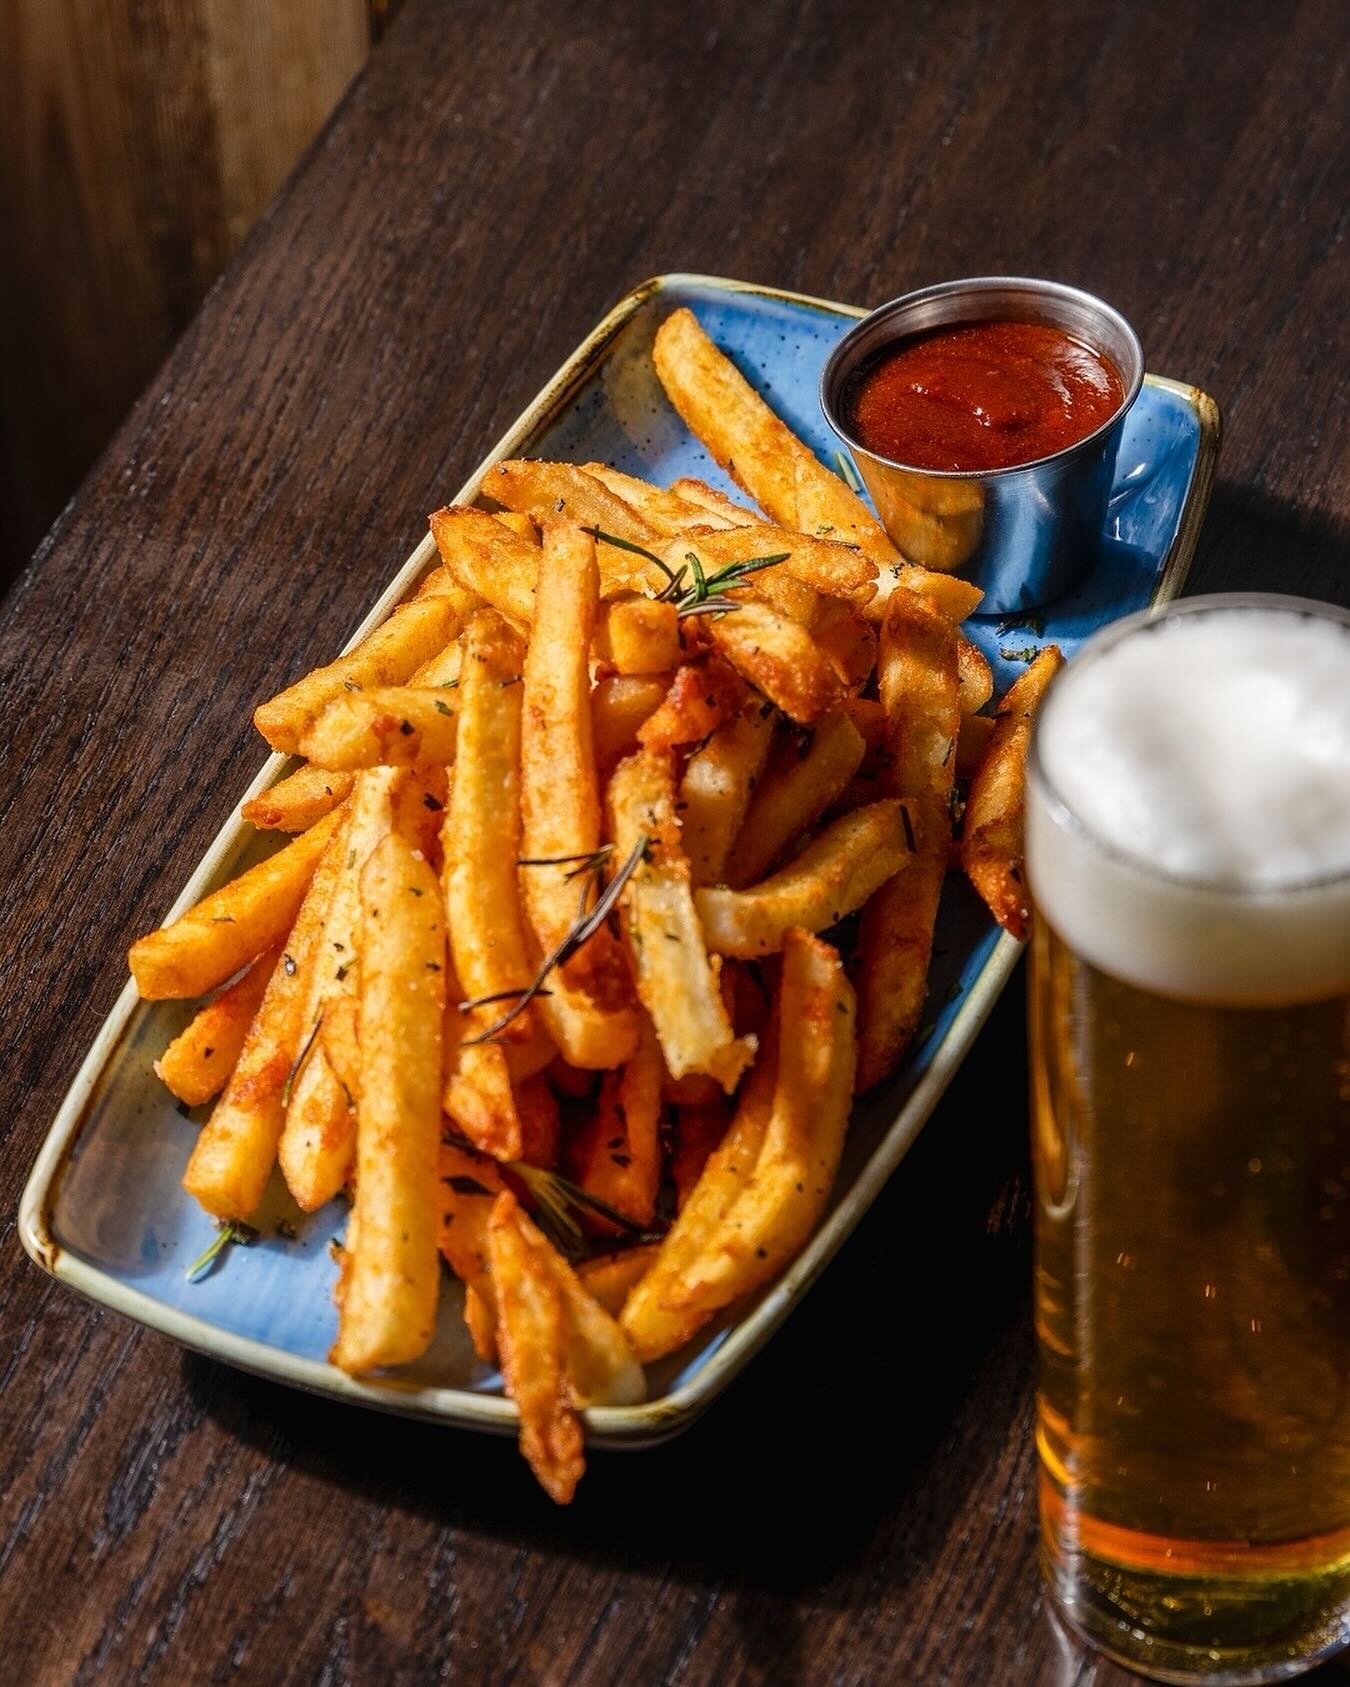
[18,272,1222,1447]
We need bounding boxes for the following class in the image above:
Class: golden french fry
[667,477,758,525]
[962,646,1065,939]
[438,1139,505,1362]
[727,709,866,887]
[567,1017,663,1225]
[182,829,345,1218]
[154,944,281,1106]
[493,510,537,543]
[957,638,994,714]
[331,825,445,1373]
[678,695,776,887]
[867,563,987,626]
[129,805,346,1000]
[592,673,669,773]
[811,599,878,690]
[593,595,681,676]
[445,609,539,1046]
[576,1244,660,1315]
[520,526,640,1069]
[620,1039,777,1361]
[581,464,730,536]
[856,588,960,1092]
[607,748,755,1090]
[636,657,745,751]
[278,769,401,1208]
[254,594,470,755]
[705,599,843,725]
[696,799,914,956]
[429,505,537,629]
[489,1191,643,1504]
[666,929,856,1313]
[652,308,899,564]
[242,767,354,832]
[480,461,660,589]
[955,710,997,780]
[299,686,460,771]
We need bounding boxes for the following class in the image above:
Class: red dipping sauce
[845,319,1125,473]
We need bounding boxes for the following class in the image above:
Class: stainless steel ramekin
[820,277,1144,615]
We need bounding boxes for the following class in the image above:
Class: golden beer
[1026,596,1350,1682]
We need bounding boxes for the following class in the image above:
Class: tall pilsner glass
[1026,594,1350,1683]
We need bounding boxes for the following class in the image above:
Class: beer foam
[1027,600,1350,1002]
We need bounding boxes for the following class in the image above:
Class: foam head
[1027,595,1350,1003]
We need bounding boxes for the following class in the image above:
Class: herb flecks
[999,645,1039,664]
[510,1162,662,1259]
[997,613,1046,638]
[185,1219,259,1282]
[460,832,649,1043]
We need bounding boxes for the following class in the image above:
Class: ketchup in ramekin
[844,320,1125,474]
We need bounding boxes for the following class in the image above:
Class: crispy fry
[445,610,538,1045]
[299,686,460,770]
[490,1192,643,1504]
[670,1098,731,1210]
[652,308,898,564]
[480,461,661,590]
[706,599,843,724]
[620,1034,777,1361]
[130,806,346,1000]
[594,594,681,675]
[182,829,345,1218]
[322,992,360,1101]
[441,933,553,1161]
[242,767,354,832]
[154,945,281,1106]
[438,1139,505,1361]
[663,522,876,609]
[636,657,744,751]
[494,511,537,543]
[696,800,914,956]
[520,526,640,1068]
[581,465,729,536]
[811,599,878,689]
[516,1071,561,1169]
[865,562,986,626]
[254,594,469,755]
[856,589,960,1091]
[608,748,756,1090]
[667,477,758,525]
[957,639,994,714]
[592,674,668,772]
[331,825,445,1373]
[678,694,776,887]
[962,646,1065,939]
[727,709,866,887]
[576,1245,660,1315]
[567,1017,663,1225]
[665,929,856,1314]
[429,505,537,629]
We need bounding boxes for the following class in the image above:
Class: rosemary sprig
[281,1013,324,1108]
[833,449,864,493]
[510,1163,663,1259]
[581,527,787,618]
[460,832,649,1043]
[517,844,614,880]
[185,1219,259,1282]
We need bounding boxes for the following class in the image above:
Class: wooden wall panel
[0,0,372,587]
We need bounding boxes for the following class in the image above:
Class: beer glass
[1026,594,1350,1682]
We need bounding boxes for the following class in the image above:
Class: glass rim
[1027,591,1350,899]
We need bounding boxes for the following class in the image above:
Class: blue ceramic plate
[20,276,1221,1445]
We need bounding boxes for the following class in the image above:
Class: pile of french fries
[129,306,1061,1501]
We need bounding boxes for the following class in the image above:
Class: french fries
[519,526,639,1069]
[856,589,960,1092]
[130,805,347,1000]
[182,828,345,1218]
[652,307,899,564]
[154,944,280,1106]
[962,646,1064,938]
[695,799,915,957]
[254,593,471,755]
[299,685,460,771]
[143,298,1065,1506]
[331,817,445,1373]
[607,747,755,1090]
[242,767,353,832]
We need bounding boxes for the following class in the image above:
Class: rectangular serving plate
[20,274,1221,1447]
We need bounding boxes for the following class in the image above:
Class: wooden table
[2,2,1346,1681]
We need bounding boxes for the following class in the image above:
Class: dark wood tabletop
[2,1,1347,1682]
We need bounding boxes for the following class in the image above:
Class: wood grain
[0,0,371,585]
[0,0,1347,1682]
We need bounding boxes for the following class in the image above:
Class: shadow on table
[1186,480,1350,604]
[183,974,1036,1636]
